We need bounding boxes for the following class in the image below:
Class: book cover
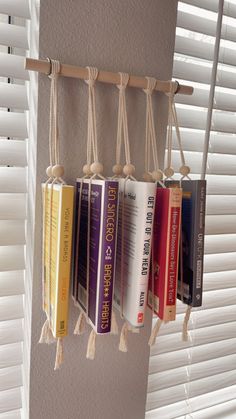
[43,183,74,338]
[148,186,182,321]
[73,178,119,334]
[114,179,156,328]
[165,180,206,307]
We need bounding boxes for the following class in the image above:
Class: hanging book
[114,179,156,328]
[73,178,119,334]
[166,179,206,307]
[43,183,74,338]
[148,186,182,321]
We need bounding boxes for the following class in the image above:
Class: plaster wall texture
[29,1,178,418]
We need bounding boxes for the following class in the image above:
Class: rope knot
[117,72,129,90]
[48,59,61,79]
[85,66,98,86]
[143,76,156,95]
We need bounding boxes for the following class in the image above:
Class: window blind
[146,1,236,418]
[0,1,29,417]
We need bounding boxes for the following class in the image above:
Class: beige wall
[29,1,178,418]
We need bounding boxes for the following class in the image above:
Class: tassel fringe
[119,322,129,352]
[86,329,96,360]
[74,312,86,335]
[182,305,192,341]
[111,310,119,335]
[38,318,55,344]
[148,318,163,346]
[54,337,64,370]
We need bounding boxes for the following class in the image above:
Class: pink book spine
[164,188,182,321]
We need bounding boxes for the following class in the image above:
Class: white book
[114,179,156,327]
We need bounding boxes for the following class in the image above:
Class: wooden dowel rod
[25,57,193,95]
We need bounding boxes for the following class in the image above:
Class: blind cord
[201,0,224,180]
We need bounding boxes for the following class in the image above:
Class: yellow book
[43,183,74,338]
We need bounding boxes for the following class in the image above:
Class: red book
[148,187,182,321]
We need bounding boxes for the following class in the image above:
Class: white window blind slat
[205,234,236,254]
[176,104,236,135]
[0,343,23,369]
[150,321,236,357]
[171,150,236,175]
[205,214,236,235]
[175,30,236,69]
[176,81,236,113]
[0,246,25,272]
[0,221,25,246]
[146,385,236,419]
[178,3,236,45]
[147,370,236,411]
[0,409,21,419]
[0,168,27,193]
[150,337,236,374]
[0,366,22,392]
[0,83,28,110]
[148,354,236,393]
[173,128,236,155]
[0,319,23,346]
[182,0,236,19]
[204,252,236,272]
[155,304,236,337]
[0,387,22,415]
[0,195,27,219]
[177,398,236,419]
[206,195,236,215]
[0,0,30,19]
[0,295,24,321]
[0,142,27,167]
[0,53,29,80]
[0,23,28,49]
[203,270,236,291]
[0,111,27,138]
[174,54,236,91]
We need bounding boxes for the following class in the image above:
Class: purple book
[73,178,119,333]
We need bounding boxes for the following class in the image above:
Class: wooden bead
[164,167,174,178]
[52,164,64,178]
[142,172,153,182]
[46,166,52,177]
[112,164,123,176]
[180,165,190,176]
[90,161,103,175]
[123,163,135,176]
[152,170,163,182]
[83,164,92,176]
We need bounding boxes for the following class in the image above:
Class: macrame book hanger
[73,67,119,361]
[39,59,69,370]
[39,58,75,371]
[164,81,193,343]
[111,72,139,353]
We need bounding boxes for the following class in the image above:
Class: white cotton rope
[148,318,163,346]
[40,59,61,348]
[113,73,139,350]
[83,67,106,359]
[113,72,135,178]
[143,77,163,182]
